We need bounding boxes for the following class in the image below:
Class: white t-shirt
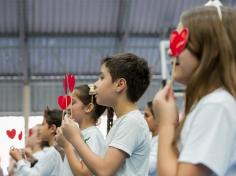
[148,135,158,176]
[33,148,48,161]
[106,109,151,176]
[16,146,63,176]
[178,88,236,176]
[82,126,106,156]
[62,126,106,176]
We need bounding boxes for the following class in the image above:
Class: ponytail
[107,107,114,134]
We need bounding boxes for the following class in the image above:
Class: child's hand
[55,127,71,149]
[9,147,23,162]
[153,80,179,127]
[61,115,81,144]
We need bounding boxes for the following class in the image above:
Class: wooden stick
[62,110,65,121]
[66,75,67,112]
[70,91,72,118]
[171,58,176,81]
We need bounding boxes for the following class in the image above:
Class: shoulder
[44,147,62,160]
[199,88,236,107]
[122,110,146,125]
[82,126,104,139]
[193,88,236,117]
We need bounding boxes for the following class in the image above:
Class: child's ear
[85,103,94,113]
[116,78,127,93]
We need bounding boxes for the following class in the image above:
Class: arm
[158,125,178,176]
[64,143,93,176]
[153,81,212,176]
[9,148,39,176]
[56,128,92,176]
[70,131,126,176]
[177,163,212,176]
[15,160,40,176]
[62,119,127,176]
[11,147,61,176]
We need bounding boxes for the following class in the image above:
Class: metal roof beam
[19,0,30,84]
[116,0,131,52]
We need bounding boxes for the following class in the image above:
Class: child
[55,84,106,176]
[25,124,49,161]
[153,5,236,176]
[144,101,158,176]
[10,108,63,176]
[61,53,151,175]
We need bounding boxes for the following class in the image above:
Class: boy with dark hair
[62,52,151,175]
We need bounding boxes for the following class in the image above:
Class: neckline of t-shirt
[82,125,96,133]
[189,87,225,112]
[113,109,140,125]
[116,109,140,119]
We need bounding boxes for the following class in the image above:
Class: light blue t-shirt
[148,135,158,176]
[178,88,236,176]
[62,126,106,176]
[106,109,151,176]
[16,146,63,176]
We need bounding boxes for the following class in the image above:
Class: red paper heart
[169,27,189,57]
[28,128,33,137]
[63,74,76,93]
[18,131,23,140]
[57,95,71,110]
[6,129,16,139]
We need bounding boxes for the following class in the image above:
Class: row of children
[8,2,236,176]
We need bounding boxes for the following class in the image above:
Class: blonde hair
[174,6,236,147]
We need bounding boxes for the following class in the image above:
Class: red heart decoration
[57,95,71,110]
[6,129,16,139]
[18,131,23,140]
[28,128,33,137]
[63,74,76,93]
[169,27,189,57]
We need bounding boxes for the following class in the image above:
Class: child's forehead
[101,64,110,74]
[71,90,80,99]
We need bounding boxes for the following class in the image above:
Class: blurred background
[0,0,236,175]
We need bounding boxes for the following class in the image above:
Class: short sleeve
[86,133,104,156]
[179,103,235,175]
[109,117,142,156]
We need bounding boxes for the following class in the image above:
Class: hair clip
[88,84,96,103]
[205,0,223,20]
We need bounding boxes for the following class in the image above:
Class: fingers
[57,127,62,134]
[10,146,15,151]
[162,80,176,100]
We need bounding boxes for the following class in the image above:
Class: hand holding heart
[9,147,24,161]
[61,115,81,144]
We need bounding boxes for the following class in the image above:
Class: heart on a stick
[63,74,76,93]
[57,95,71,110]
[169,27,189,57]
